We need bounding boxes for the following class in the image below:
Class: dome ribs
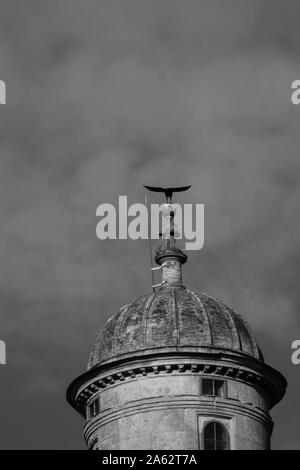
[222,302,243,352]
[98,311,120,363]
[116,296,150,355]
[173,289,180,346]
[200,293,235,350]
[142,293,156,350]
[180,289,211,346]
[112,303,132,358]
[230,310,259,359]
[87,289,263,368]
[145,291,177,348]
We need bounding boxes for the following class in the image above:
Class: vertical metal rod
[145,194,156,292]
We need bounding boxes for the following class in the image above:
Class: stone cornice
[67,351,287,417]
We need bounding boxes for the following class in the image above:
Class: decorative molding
[73,359,280,417]
[84,396,273,444]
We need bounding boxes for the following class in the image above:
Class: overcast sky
[0,0,300,449]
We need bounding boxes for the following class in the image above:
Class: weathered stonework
[67,247,287,450]
[84,370,272,450]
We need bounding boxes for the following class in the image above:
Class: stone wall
[84,371,272,450]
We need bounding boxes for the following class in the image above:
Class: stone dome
[87,286,263,370]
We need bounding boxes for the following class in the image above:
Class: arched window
[203,421,230,450]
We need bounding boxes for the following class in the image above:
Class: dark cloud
[0,0,299,449]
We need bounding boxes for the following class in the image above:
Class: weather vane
[143,185,192,241]
[144,185,191,290]
[143,185,191,203]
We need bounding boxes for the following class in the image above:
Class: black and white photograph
[0,0,300,452]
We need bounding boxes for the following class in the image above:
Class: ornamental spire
[143,185,191,289]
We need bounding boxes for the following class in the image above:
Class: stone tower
[67,205,286,450]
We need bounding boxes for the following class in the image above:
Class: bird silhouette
[143,185,191,202]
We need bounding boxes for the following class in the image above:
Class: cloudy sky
[0,0,299,449]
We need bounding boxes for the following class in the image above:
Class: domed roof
[87,286,263,370]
